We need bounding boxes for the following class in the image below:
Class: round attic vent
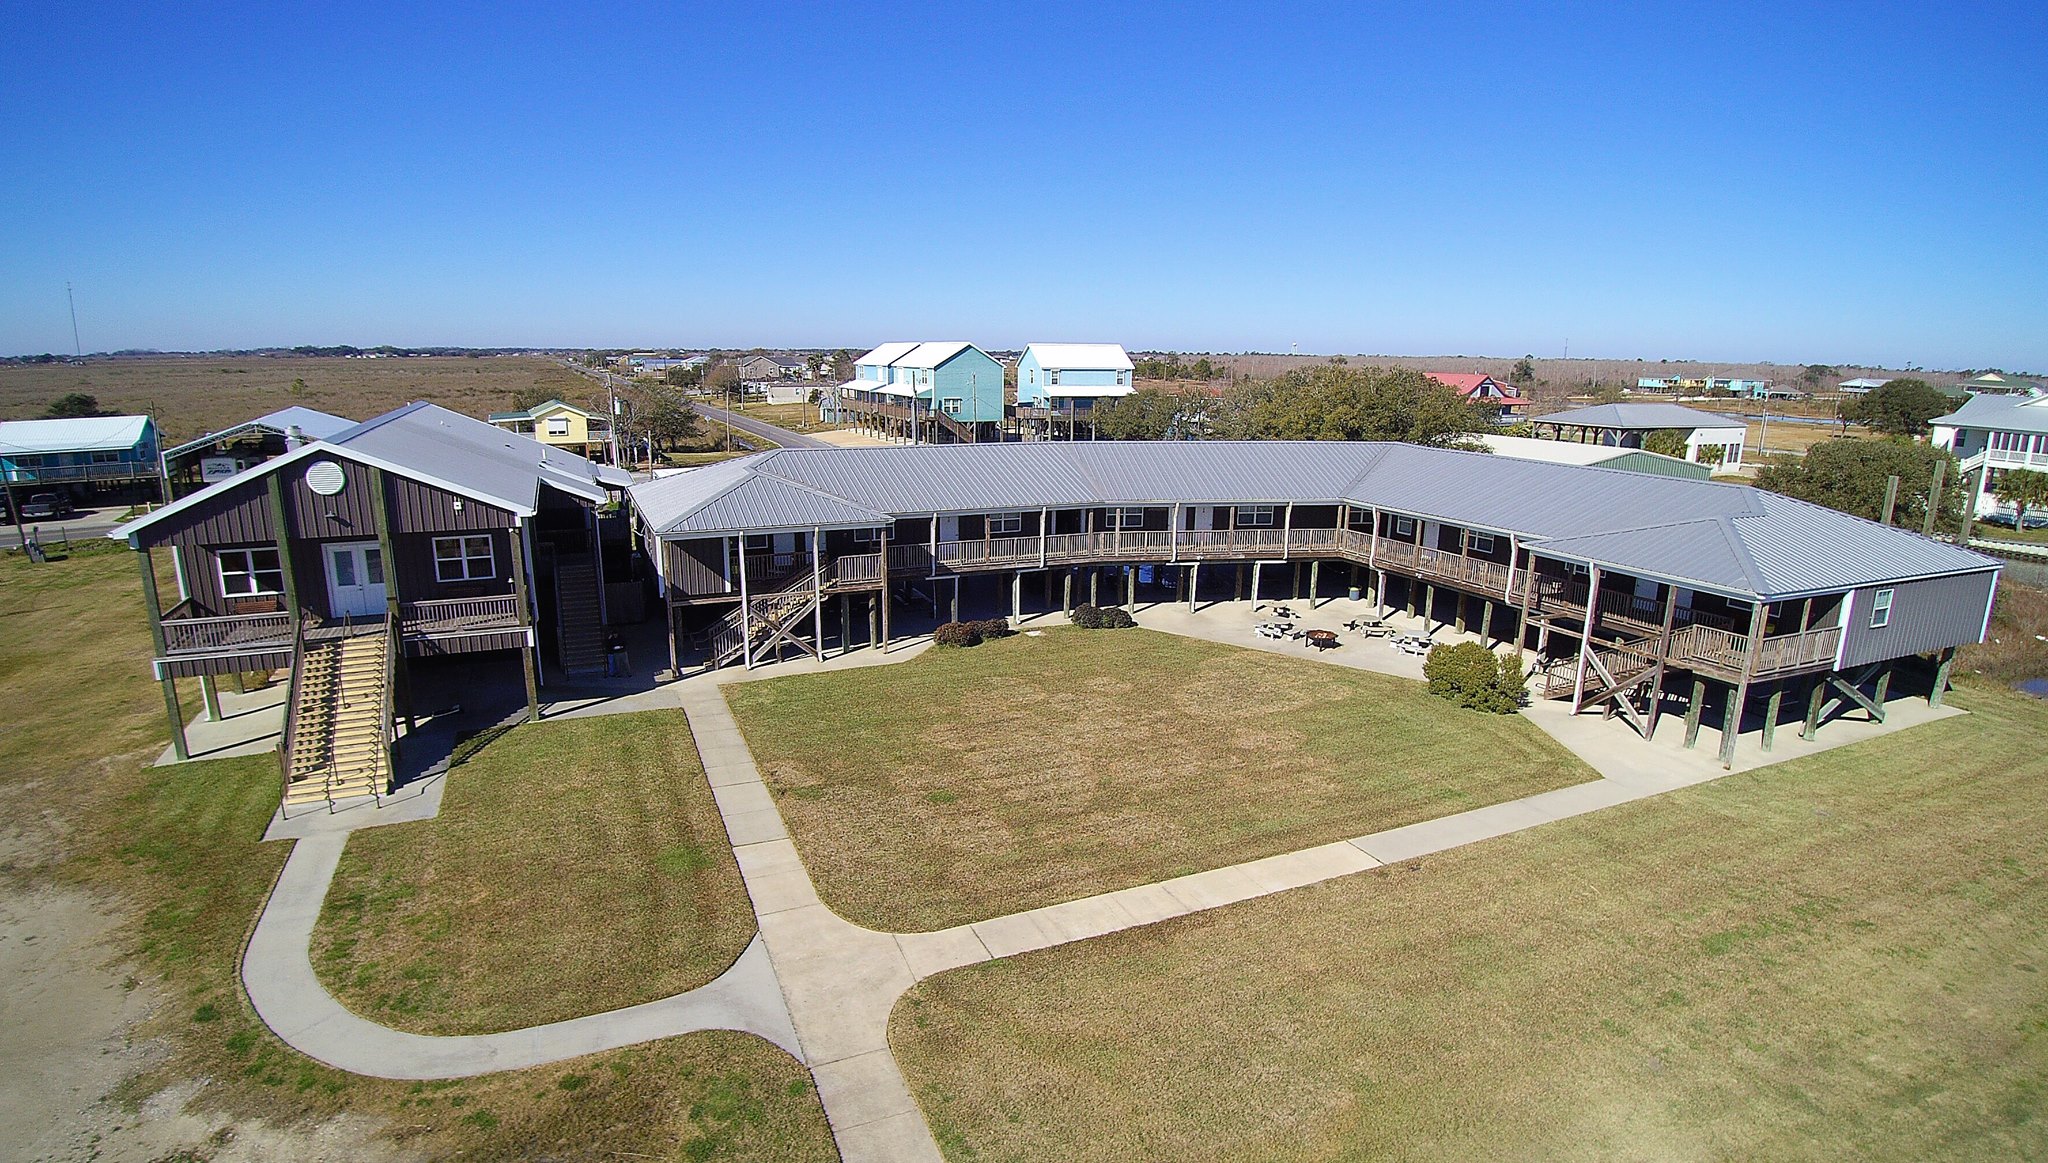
[305,459,347,496]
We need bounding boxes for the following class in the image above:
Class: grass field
[0,355,596,445]
[0,544,834,1160]
[893,681,2048,1162]
[733,400,845,433]
[313,710,756,1036]
[724,628,1596,932]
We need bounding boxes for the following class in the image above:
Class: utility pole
[66,283,81,357]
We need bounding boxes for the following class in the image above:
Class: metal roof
[116,402,627,542]
[161,407,353,461]
[854,342,919,367]
[484,399,599,423]
[0,414,153,456]
[1530,403,1744,431]
[625,441,1996,599]
[1934,392,2048,435]
[1021,343,1134,371]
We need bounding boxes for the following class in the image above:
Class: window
[941,397,963,416]
[744,534,772,552]
[545,416,570,436]
[989,512,1024,535]
[1236,505,1276,527]
[1049,370,1062,386]
[92,450,122,464]
[1393,516,1415,537]
[1870,588,1894,628]
[433,535,495,582]
[1467,533,1496,555]
[851,526,882,544]
[1348,509,1373,531]
[1109,507,1146,530]
[217,548,284,596]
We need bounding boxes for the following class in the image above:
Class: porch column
[1063,570,1074,614]
[839,593,851,655]
[1188,562,1200,612]
[811,527,824,658]
[199,674,222,722]
[264,473,301,619]
[1683,678,1707,748]
[1570,565,1604,714]
[1012,570,1022,621]
[1281,502,1293,560]
[1377,569,1388,617]
[737,534,754,669]
[950,577,960,624]
[1761,685,1785,751]
[1479,600,1493,643]
[1090,570,1100,607]
[666,597,680,675]
[137,546,189,761]
[1125,565,1136,611]
[877,525,891,650]
[1930,646,1957,707]
[1250,561,1263,609]
[507,531,541,720]
[1643,583,1679,739]
[367,469,415,731]
[1719,600,1769,768]
[1309,560,1320,607]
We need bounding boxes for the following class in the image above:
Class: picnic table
[1391,635,1434,656]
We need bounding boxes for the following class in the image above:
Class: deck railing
[161,608,295,654]
[1669,623,1840,677]
[400,594,522,636]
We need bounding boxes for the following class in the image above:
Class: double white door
[324,541,386,619]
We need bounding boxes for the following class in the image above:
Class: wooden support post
[1090,569,1100,607]
[1188,562,1200,611]
[735,533,754,668]
[1012,570,1022,621]
[1930,646,1956,707]
[1644,583,1679,739]
[1717,684,1744,768]
[1572,564,1604,714]
[1922,459,1947,536]
[1377,568,1388,617]
[1308,560,1320,607]
[1880,474,1900,525]
[1762,685,1784,751]
[199,674,222,722]
[1250,561,1263,609]
[666,600,680,675]
[1063,570,1074,614]
[1720,599,1769,768]
[137,546,190,761]
[1871,667,1892,721]
[868,594,879,650]
[1043,569,1053,610]
[1125,564,1136,611]
[877,527,891,650]
[1455,592,1468,634]
[1513,551,1538,659]
[1957,466,1982,544]
[1292,561,1302,600]
[949,577,960,624]
[1479,600,1493,643]
[1235,563,1245,602]
[508,533,541,719]
[1802,677,1826,739]
[264,474,301,619]
[839,593,851,655]
[1683,678,1706,749]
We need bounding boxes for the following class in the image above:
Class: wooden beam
[264,472,301,618]
[1717,683,1744,768]
[1880,474,1900,524]
[1309,560,1320,608]
[1571,564,1604,713]
[1251,561,1262,610]
[199,674,222,722]
[1930,646,1956,707]
[877,525,891,650]
[1922,459,1947,536]
[507,532,540,720]
[1063,569,1073,614]
[1683,678,1706,749]
[1761,685,1784,751]
[1802,676,1827,739]
[1871,666,1892,721]
[136,547,190,761]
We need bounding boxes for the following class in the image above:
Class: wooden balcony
[1669,623,1841,678]
[160,605,295,654]
[401,595,523,638]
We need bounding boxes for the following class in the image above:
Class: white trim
[1869,587,1894,628]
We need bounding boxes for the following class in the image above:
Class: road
[558,358,832,451]
[691,400,833,450]
[0,509,126,550]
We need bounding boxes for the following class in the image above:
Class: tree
[1755,438,1963,530]
[663,363,704,389]
[831,349,854,381]
[506,384,557,412]
[44,392,103,418]
[1509,357,1536,386]
[1800,363,1837,389]
[703,361,742,407]
[1642,429,1689,459]
[1842,378,1952,437]
[1994,469,2048,528]
[1093,388,1192,440]
[1219,365,1489,447]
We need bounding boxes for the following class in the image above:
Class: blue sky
[2,2,2043,368]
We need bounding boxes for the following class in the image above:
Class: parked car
[1979,510,2048,530]
[20,492,74,518]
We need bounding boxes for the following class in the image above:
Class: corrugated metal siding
[407,632,527,658]
[663,537,730,597]
[394,531,515,600]
[1839,571,1997,669]
[161,649,292,679]
[288,457,381,539]
[389,476,517,533]
[145,475,274,550]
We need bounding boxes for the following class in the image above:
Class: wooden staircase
[706,568,826,667]
[554,554,607,675]
[282,629,394,810]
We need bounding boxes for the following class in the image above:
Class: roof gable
[0,414,153,455]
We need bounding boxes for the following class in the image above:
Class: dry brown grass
[0,355,597,445]
[313,709,757,1036]
[894,682,2048,1162]
[3,546,834,1160]
[725,628,1594,932]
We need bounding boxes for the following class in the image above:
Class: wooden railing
[1753,626,1842,675]
[401,594,522,635]
[832,552,882,585]
[1368,537,1514,594]
[161,608,295,654]
[1669,624,1840,677]
[278,615,307,807]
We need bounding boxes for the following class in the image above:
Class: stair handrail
[376,611,396,806]
[277,613,308,814]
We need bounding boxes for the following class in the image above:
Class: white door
[324,542,386,619]
[1190,506,1215,531]
[938,516,959,543]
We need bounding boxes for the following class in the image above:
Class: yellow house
[487,400,611,461]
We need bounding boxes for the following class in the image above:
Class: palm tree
[1993,468,2048,529]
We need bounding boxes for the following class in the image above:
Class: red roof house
[1427,373,1527,418]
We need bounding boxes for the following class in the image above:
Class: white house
[1933,393,2048,517]
[1015,343,1135,439]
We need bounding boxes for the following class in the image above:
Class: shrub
[972,617,1014,640]
[1098,607,1136,629]
[1422,641,1525,714]
[932,621,982,648]
[1070,604,1105,629]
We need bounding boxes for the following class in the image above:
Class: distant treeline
[1132,354,1226,381]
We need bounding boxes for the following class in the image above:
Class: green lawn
[2,544,835,1161]
[892,685,2048,1161]
[726,628,1596,931]
[314,709,757,1035]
